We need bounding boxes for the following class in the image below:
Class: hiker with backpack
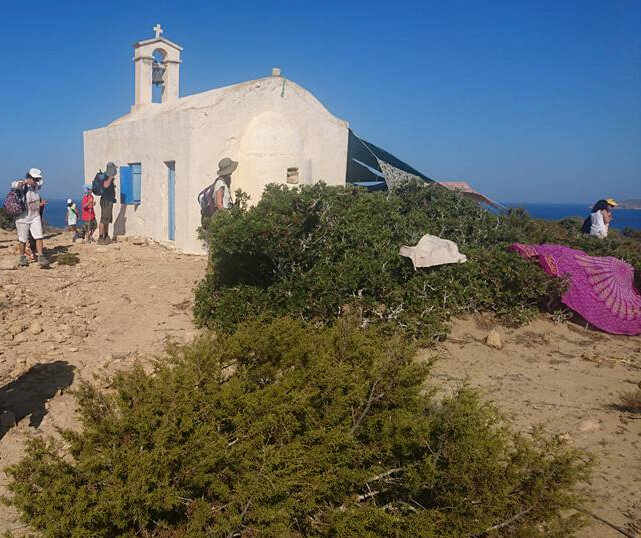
[197,157,237,228]
[93,161,117,244]
[7,168,50,267]
[82,184,97,243]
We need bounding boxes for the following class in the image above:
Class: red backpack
[197,181,220,217]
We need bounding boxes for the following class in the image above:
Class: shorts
[84,218,97,232]
[16,215,43,243]
[100,197,114,224]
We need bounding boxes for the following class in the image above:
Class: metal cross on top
[153,24,163,38]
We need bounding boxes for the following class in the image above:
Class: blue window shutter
[120,166,133,204]
[131,163,142,203]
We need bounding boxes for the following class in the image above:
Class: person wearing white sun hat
[10,168,50,267]
[66,198,79,241]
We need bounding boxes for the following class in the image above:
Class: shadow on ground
[0,361,75,440]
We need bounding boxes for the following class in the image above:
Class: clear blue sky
[1,0,639,203]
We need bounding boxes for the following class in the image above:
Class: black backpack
[580,216,591,234]
[92,171,107,196]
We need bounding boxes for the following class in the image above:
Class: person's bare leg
[18,241,25,255]
[35,239,44,256]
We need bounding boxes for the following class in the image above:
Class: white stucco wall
[83,108,196,251]
[83,76,349,253]
[190,77,349,207]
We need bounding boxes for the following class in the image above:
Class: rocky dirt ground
[0,228,639,537]
[0,228,206,534]
[428,318,641,538]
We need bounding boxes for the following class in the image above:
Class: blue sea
[41,198,83,228]
[41,198,641,231]
[504,203,641,231]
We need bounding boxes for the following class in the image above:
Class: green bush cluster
[56,252,80,266]
[6,319,591,537]
[9,181,636,536]
[195,181,640,339]
[0,207,15,230]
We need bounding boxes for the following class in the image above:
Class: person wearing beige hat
[197,157,238,228]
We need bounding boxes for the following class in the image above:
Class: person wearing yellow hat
[580,199,617,238]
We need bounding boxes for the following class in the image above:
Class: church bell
[152,62,165,85]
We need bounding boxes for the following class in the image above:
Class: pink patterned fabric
[509,243,641,336]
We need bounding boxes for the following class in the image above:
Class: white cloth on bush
[399,234,467,270]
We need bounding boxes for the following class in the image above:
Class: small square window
[286,167,299,184]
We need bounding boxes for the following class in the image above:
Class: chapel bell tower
[132,24,182,111]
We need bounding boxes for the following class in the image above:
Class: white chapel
[83,26,433,253]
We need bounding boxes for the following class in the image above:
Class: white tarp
[400,234,467,270]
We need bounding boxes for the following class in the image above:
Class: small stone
[69,347,79,353]
[28,322,43,335]
[72,326,89,338]
[10,322,28,336]
[485,330,503,349]
[577,418,601,433]
[13,333,27,344]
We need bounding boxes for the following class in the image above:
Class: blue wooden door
[167,162,175,241]
[119,166,133,204]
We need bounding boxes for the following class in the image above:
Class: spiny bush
[6,319,591,537]
[616,388,641,413]
[55,252,80,266]
[195,181,640,339]
[0,207,14,230]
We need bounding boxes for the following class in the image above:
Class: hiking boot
[18,255,29,267]
[97,237,105,245]
[37,254,50,268]
[103,237,112,245]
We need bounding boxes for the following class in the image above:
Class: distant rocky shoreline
[617,199,641,210]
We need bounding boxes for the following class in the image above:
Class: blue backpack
[92,171,107,196]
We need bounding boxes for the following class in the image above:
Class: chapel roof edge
[133,36,183,51]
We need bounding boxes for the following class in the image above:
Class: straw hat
[217,157,238,176]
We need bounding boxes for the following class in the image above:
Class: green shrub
[616,388,641,413]
[5,319,591,536]
[195,181,640,339]
[622,227,641,242]
[55,252,80,266]
[0,207,14,230]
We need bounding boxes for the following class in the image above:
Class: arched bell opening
[152,48,167,103]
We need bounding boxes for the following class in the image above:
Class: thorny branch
[350,381,384,435]
[226,499,252,538]
[473,507,532,536]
